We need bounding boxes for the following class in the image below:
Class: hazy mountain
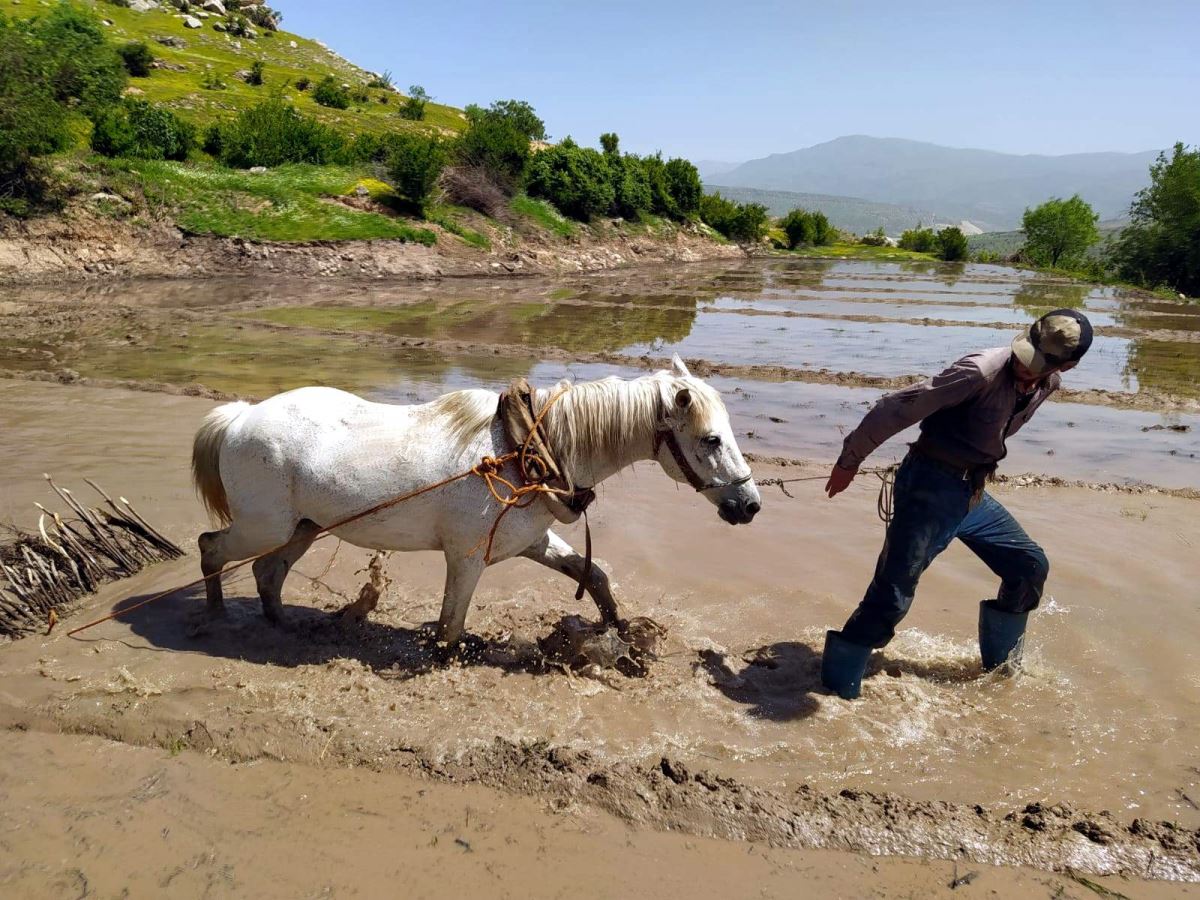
[703,184,946,235]
[716,136,1159,231]
[696,160,741,181]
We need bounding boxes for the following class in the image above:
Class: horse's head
[653,355,761,525]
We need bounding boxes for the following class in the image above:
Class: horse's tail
[191,401,251,526]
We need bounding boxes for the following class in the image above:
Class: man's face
[1013,357,1077,387]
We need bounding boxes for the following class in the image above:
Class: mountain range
[706,136,1159,231]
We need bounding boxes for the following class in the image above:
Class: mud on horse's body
[190,356,760,648]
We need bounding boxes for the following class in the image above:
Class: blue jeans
[841,453,1049,649]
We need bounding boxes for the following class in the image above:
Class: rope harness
[758,462,899,525]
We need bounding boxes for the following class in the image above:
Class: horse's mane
[430,374,724,472]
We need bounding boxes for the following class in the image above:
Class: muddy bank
[0,207,742,285]
[4,733,1177,900]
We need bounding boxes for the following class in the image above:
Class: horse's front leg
[520,530,621,627]
[434,554,485,650]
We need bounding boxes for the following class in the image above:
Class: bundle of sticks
[0,476,183,638]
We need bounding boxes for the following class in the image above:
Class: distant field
[704,184,942,236]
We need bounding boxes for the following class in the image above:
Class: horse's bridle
[653,428,754,493]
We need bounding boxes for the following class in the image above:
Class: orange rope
[67,387,575,639]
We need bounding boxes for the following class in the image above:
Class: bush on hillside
[29,3,126,117]
[312,75,349,109]
[117,41,154,77]
[898,226,936,252]
[398,84,429,121]
[457,112,530,193]
[0,18,72,215]
[385,131,445,214]
[609,153,652,219]
[935,226,969,261]
[294,75,310,92]
[782,208,836,248]
[366,70,394,90]
[440,165,507,218]
[860,227,889,246]
[91,98,195,161]
[525,138,615,221]
[247,60,265,86]
[1112,143,1200,296]
[640,154,678,219]
[213,99,344,168]
[700,192,768,242]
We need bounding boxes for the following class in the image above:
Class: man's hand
[825,463,858,498]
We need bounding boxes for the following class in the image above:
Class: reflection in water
[1012,281,1090,314]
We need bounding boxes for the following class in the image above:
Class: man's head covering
[1012,308,1093,375]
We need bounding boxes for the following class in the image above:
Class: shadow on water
[114,584,565,681]
[698,644,823,722]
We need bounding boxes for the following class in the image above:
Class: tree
[91,98,195,161]
[385,132,445,214]
[0,17,71,214]
[781,208,815,248]
[398,84,429,121]
[247,59,265,86]
[1112,143,1200,296]
[700,192,767,242]
[810,210,833,245]
[898,226,936,252]
[1021,195,1099,267]
[935,226,969,261]
[466,99,546,142]
[663,157,702,218]
[599,132,619,155]
[609,153,651,219]
[29,3,126,117]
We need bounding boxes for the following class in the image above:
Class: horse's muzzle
[719,496,760,525]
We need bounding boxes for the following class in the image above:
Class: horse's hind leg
[199,529,230,617]
[520,530,621,626]
[434,554,485,650]
[251,519,321,625]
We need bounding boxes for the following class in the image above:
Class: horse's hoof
[432,640,461,665]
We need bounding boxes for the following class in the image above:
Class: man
[821,308,1093,699]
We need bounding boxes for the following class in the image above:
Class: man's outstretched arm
[826,359,985,498]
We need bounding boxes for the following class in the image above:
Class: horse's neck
[542,377,661,488]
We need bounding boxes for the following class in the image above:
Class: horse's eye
[702,434,722,449]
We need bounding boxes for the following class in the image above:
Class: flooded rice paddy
[2,258,1199,885]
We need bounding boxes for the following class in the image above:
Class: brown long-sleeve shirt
[836,347,1061,470]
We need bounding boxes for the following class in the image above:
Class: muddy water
[3,258,1200,885]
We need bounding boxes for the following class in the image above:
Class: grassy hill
[32,0,466,136]
[704,184,942,236]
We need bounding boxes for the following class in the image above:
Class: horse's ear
[675,387,692,410]
[671,354,691,378]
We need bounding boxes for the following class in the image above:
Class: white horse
[190,356,761,647]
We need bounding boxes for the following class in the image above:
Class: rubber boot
[821,630,872,699]
[978,600,1029,671]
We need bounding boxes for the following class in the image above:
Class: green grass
[100,157,436,242]
[427,205,491,249]
[788,242,935,261]
[511,194,574,238]
[12,1,467,138]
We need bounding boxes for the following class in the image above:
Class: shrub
[465,99,546,141]
[221,13,253,37]
[440,165,507,217]
[861,227,889,246]
[935,226,969,261]
[663,157,702,218]
[118,41,154,77]
[525,138,614,221]
[294,75,310,92]
[700,192,767,242]
[781,209,815,248]
[213,99,344,168]
[639,154,678,219]
[200,69,227,90]
[201,121,223,156]
[0,18,71,214]
[1112,143,1200,296]
[29,4,126,118]
[243,3,279,30]
[398,84,429,121]
[91,98,195,160]
[312,75,349,109]
[599,132,619,155]
[366,70,393,90]
[247,60,264,86]
[609,153,652,219]
[898,226,937,252]
[385,131,445,214]
[457,112,530,192]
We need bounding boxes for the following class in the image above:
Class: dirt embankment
[0,206,743,284]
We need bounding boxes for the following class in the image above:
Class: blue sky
[282,0,1198,162]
